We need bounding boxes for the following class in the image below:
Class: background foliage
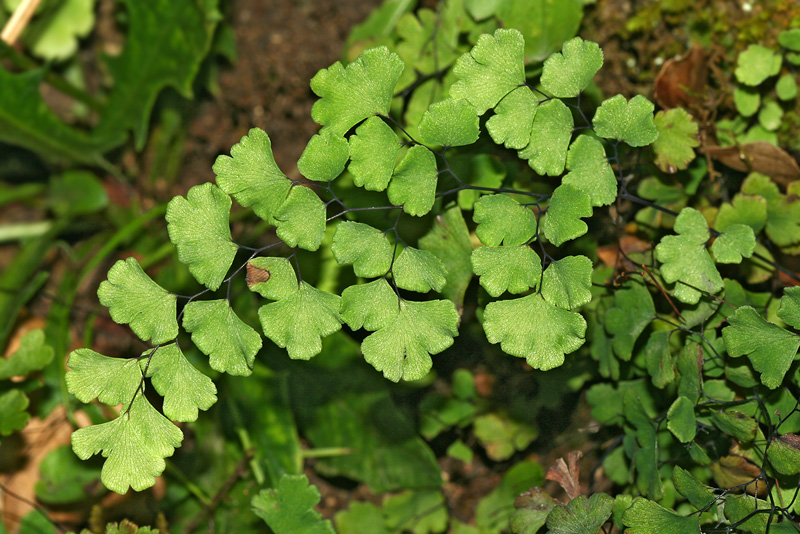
[2,1,800,533]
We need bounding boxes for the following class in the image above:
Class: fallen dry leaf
[704,142,800,188]
[545,450,583,501]
[654,46,709,111]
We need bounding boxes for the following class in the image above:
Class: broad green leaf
[654,207,723,304]
[644,330,674,388]
[518,99,574,176]
[780,29,800,51]
[471,245,541,297]
[419,207,475,308]
[652,108,699,173]
[735,44,782,86]
[605,279,655,360]
[723,494,772,533]
[776,74,798,101]
[0,69,115,163]
[71,392,183,494]
[673,466,715,510]
[341,278,398,331]
[35,445,101,505]
[0,329,53,379]
[95,0,215,148]
[734,86,760,117]
[486,86,539,150]
[393,247,447,293]
[182,300,263,376]
[166,182,238,290]
[418,98,480,147]
[297,130,350,182]
[778,286,800,330]
[383,490,448,534]
[23,0,94,61]
[252,474,335,534]
[622,497,700,534]
[495,0,583,61]
[331,221,393,277]
[274,186,326,251]
[246,257,298,301]
[711,223,755,263]
[542,184,593,246]
[387,146,438,216]
[97,258,177,344]
[541,37,603,98]
[361,299,459,381]
[259,282,342,360]
[141,344,216,422]
[741,172,800,248]
[483,293,586,370]
[562,135,616,207]
[335,502,390,534]
[541,255,592,310]
[451,28,526,115]
[546,493,613,534]
[213,128,292,225]
[0,389,29,435]
[667,396,696,443]
[474,412,537,461]
[722,306,800,389]
[66,349,141,406]
[715,193,767,234]
[473,194,537,246]
[593,94,658,147]
[348,116,400,191]
[510,488,556,534]
[311,46,404,136]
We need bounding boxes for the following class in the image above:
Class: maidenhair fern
[64,25,800,534]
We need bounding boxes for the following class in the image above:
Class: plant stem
[0,0,41,46]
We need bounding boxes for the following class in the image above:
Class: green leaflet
[722,306,800,389]
[666,396,696,443]
[297,130,350,182]
[0,390,31,436]
[673,466,715,510]
[331,221,394,278]
[495,0,583,62]
[622,498,700,534]
[0,329,53,379]
[418,206,475,309]
[715,193,767,235]
[644,330,675,388]
[541,255,593,310]
[741,172,800,248]
[473,194,537,247]
[605,279,655,360]
[21,0,94,61]
[473,412,537,461]
[383,490,448,534]
[417,98,480,147]
[72,392,183,494]
[710,224,755,264]
[546,493,613,534]
[247,257,299,301]
[274,185,327,251]
[392,247,448,293]
[348,116,401,191]
[541,37,603,98]
[652,108,700,174]
[97,258,178,344]
[213,128,292,225]
[166,182,238,291]
[735,44,782,86]
[542,184,593,246]
[361,299,459,382]
[486,86,539,150]
[258,282,343,360]
[779,286,800,330]
[733,86,760,117]
[66,349,141,406]
[483,293,586,370]
[142,344,217,422]
[252,474,335,534]
[387,145,438,216]
[562,135,617,207]
[182,300,263,376]
[451,28,526,115]
[518,98,574,176]
[310,46,404,136]
[593,94,658,147]
[341,278,398,331]
[471,245,541,297]
[335,502,390,534]
[654,207,723,304]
